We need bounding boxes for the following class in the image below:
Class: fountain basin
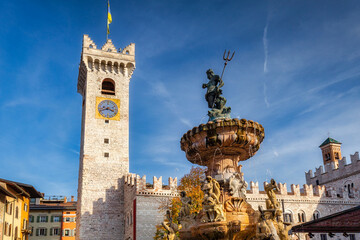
[180,118,265,175]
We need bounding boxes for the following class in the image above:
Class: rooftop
[319,137,342,148]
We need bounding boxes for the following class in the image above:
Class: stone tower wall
[76,35,135,240]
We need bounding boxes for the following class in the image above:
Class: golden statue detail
[254,179,291,240]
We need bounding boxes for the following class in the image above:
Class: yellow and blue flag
[107,0,112,35]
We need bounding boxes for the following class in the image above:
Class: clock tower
[76,35,135,240]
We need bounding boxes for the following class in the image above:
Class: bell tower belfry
[319,137,342,168]
[76,34,135,240]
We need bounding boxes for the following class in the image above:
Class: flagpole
[106,0,109,41]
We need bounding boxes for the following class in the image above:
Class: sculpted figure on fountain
[178,191,196,229]
[229,172,248,199]
[254,179,291,240]
[162,210,180,240]
[201,176,226,222]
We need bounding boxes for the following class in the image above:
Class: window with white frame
[39,216,47,222]
[53,216,61,222]
[24,203,28,212]
[64,229,70,236]
[320,234,327,240]
[37,228,47,236]
[52,227,61,236]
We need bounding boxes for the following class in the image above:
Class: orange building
[61,207,76,240]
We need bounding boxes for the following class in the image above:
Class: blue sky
[1,0,360,197]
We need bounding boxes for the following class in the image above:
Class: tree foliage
[154,166,206,239]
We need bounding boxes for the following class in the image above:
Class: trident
[220,50,235,80]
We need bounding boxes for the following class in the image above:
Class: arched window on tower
[101,79,115,95]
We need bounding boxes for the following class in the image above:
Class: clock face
[98,100,118,118]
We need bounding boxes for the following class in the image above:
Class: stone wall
[124,174,178,240]
[306,152,360,198]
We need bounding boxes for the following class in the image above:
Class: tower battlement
[125,174,178,196]
[305,152,360,185]
[78,34,135,95]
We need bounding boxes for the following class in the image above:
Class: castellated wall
[124,174,360,240]
[124,174,178,240]
[306,152,360,197]
[246,181,360,240]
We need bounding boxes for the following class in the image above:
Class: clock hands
[99,106,115,112]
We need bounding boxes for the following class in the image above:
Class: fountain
[173,63,291,239]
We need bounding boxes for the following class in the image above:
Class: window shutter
[30,215,34,222]
[62,230,65,237]
[46,216,49,222]
[50,228,53,236]
[36,228,39,236]
[44,228,47,236]
[37,216,40,222]
[51,216,53,222]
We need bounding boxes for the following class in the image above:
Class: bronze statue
[202,69,231,121]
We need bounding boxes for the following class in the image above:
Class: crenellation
[83,34,97,49]
[315,165,324,177]
[290,184,301,196]
[122,43,135,55]
[303,184,313,196]
[350,151,359,163]
[338,157,347,168]
[153,176,162,191]
[278,182,287,195]
[101,39,117,52]
[306,151,360,192]
[313,185,326,197]
[249,181,259,194]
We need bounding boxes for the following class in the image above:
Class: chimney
[64,196,67,203]
[71,196,74,202]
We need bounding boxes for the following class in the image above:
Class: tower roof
[319,137,342,148]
